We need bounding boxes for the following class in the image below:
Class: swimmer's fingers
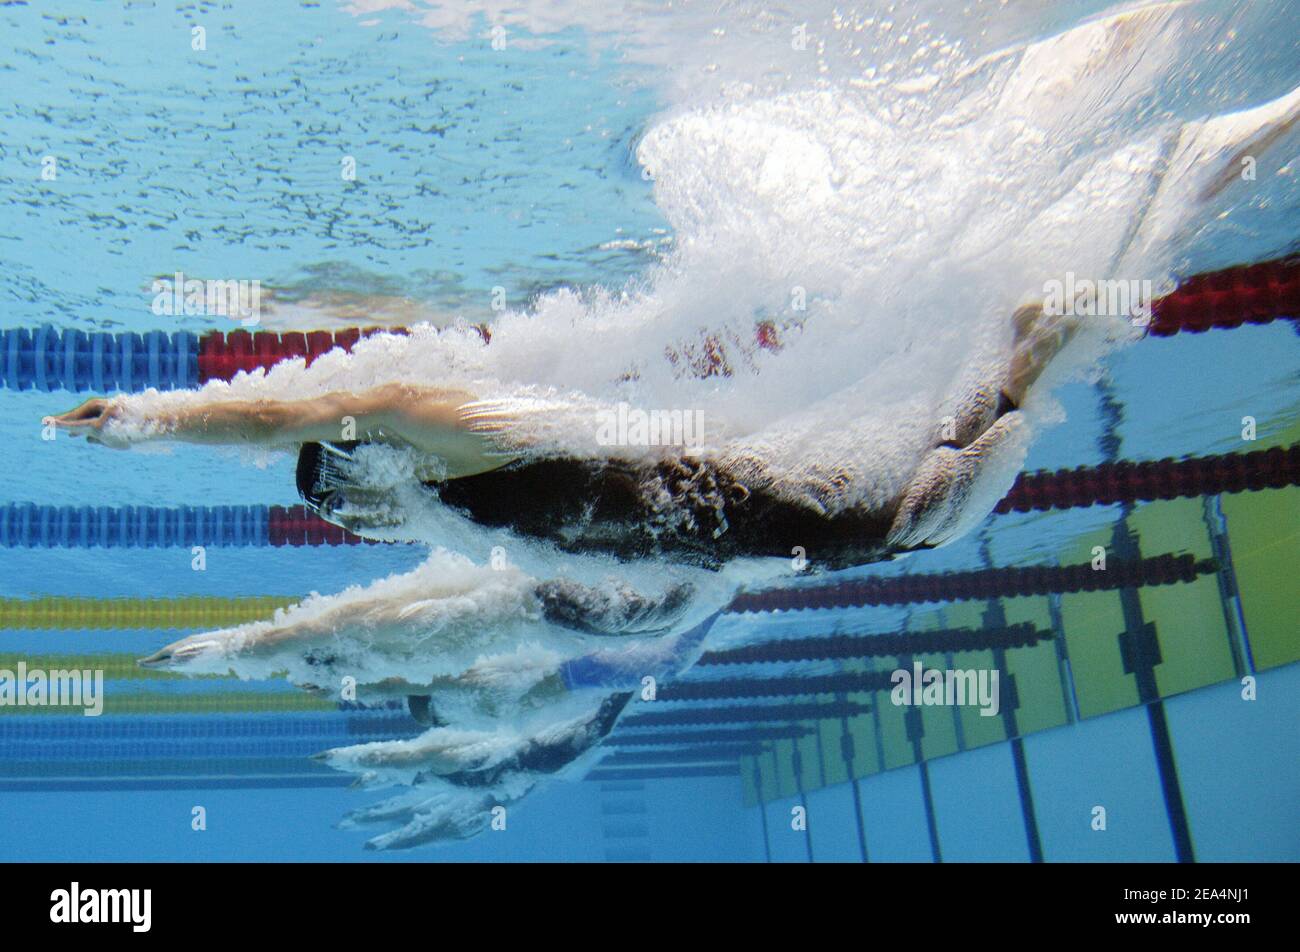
[457,399,522,438]
[456,397,554,456]
[457,398,515,425]
[137,631,232,671]
[45,397,128,447]
[887,446,962,551]
[44,397,112,428]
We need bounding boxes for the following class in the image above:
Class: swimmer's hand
[44,397,129,447]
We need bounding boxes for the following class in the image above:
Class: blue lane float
[0,503,268,548]
[1,326,199,392]
[0,503,378,548]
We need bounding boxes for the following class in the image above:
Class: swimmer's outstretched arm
[46,383,510,477]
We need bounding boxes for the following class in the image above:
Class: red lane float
[1148,256,1300,337]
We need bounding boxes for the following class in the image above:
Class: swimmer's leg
[888,304,1079,549]
[534,579,696,636]
[1193,84,1300,205]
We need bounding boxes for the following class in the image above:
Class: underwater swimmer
[72,300,1072,851]
[45,302,1078,578]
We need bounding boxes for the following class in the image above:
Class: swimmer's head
[296,440,355,512]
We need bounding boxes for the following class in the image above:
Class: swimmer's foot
[1004,302,1083,407]
[888,412,1030,550]
[890,302,1078,550]
[933,303,1081,449]
[535,579,696,636]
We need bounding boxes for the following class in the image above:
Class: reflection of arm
[248,592,436,650]
[140,589,445,668]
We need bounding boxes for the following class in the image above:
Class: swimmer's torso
[297,441,901,569]
[413,453,896,569]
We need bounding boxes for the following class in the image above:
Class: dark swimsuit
[296,442,896,570]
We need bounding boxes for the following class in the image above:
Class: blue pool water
[0,0,1297,861]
